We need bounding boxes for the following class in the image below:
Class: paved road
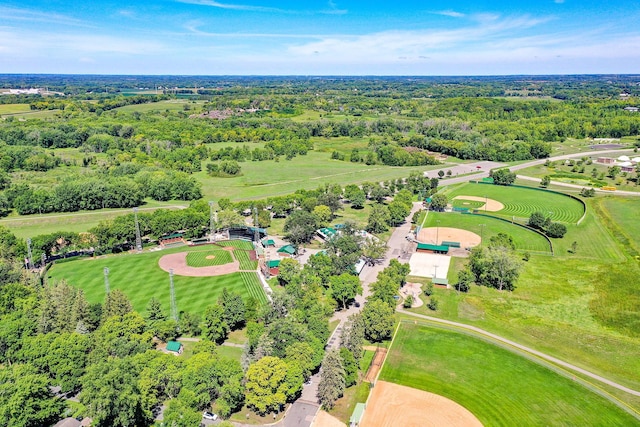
[397,309,640,397]
[517,175,640,196]
[434,148,639,187]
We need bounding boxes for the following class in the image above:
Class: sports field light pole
[133,207,142,252]
[485,195,487,212]
[169,268,177,322]
[209,201,215,241]
[479,224,485,246]
[26,238,33,269]
[103,267,110,294]
[436,220,441,245]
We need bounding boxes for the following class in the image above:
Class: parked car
[203,411,218,421]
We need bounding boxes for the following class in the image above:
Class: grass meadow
[196,151,434,201]
[445,182,585,223]
[114,100,206,113]
[381,323,640,426]
[47,241,267,316]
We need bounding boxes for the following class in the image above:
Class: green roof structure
[261,238,275,247]
[267,259,281,268]
[317,227,337,240]
[433,277,449,286]
[350,403,366,425]
[166,341,182,353]
[416,243,449,252]
[277,245,296,255]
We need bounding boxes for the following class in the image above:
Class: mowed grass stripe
[446,183,584,224]
[380,323,639,426]
[423,212,551,253]
[46,240,260,315]
[186,250,233,267]
[217,240,254,250]
[240,272,267,305]
[235,250,258,270]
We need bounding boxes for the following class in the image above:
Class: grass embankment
[47,242,267,315]
[381,323,640,426]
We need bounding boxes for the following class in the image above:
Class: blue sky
[1,0,639,75]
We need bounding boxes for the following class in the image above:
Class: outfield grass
[445,182,585,223]
[186,250,233,267]
[234,250,258,270]
[422,211,552,253]
[381,323,639,426]
[47,243,266,315]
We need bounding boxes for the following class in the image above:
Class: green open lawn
[114,100,206,112]
[196,152,435,201]
[381,323,640,426]
[445,182,585,223]
[0,103,31,115]
[422,211,552,253]
[0,201,187,239]
[47,242,267,315]
[186,250,233,267]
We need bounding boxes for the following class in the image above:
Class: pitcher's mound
[361,381,483,427]
[417,227,481,248]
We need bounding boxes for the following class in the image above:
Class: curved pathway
[396,308,640,397]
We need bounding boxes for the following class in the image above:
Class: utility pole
[104,267,110,294]
[133,207,142,252]
[169,268,177,322]
[26,238,33,269]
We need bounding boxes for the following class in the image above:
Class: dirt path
[361,381,483,427]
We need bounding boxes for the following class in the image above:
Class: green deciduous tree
[245,356,302,415]
[361,299,395,342]
[202,304,229,343]
[218,288,246,330]
[80,357,146,427]
[0,364,64,427]
[366,204,390,233]
[329,273,363,309]
[429,193,448,211]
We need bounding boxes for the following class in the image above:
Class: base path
[158,251,240,276]
[361,381,483,427]
[417,227,481,248]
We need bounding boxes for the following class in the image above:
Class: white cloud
[432,10,466,18]
[176,0,288,13]
[0,6,91,27]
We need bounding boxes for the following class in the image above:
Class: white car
[202,411,218,421]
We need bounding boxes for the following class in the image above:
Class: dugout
[416,243,450,254]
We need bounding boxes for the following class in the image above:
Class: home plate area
[409,253,451,279]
